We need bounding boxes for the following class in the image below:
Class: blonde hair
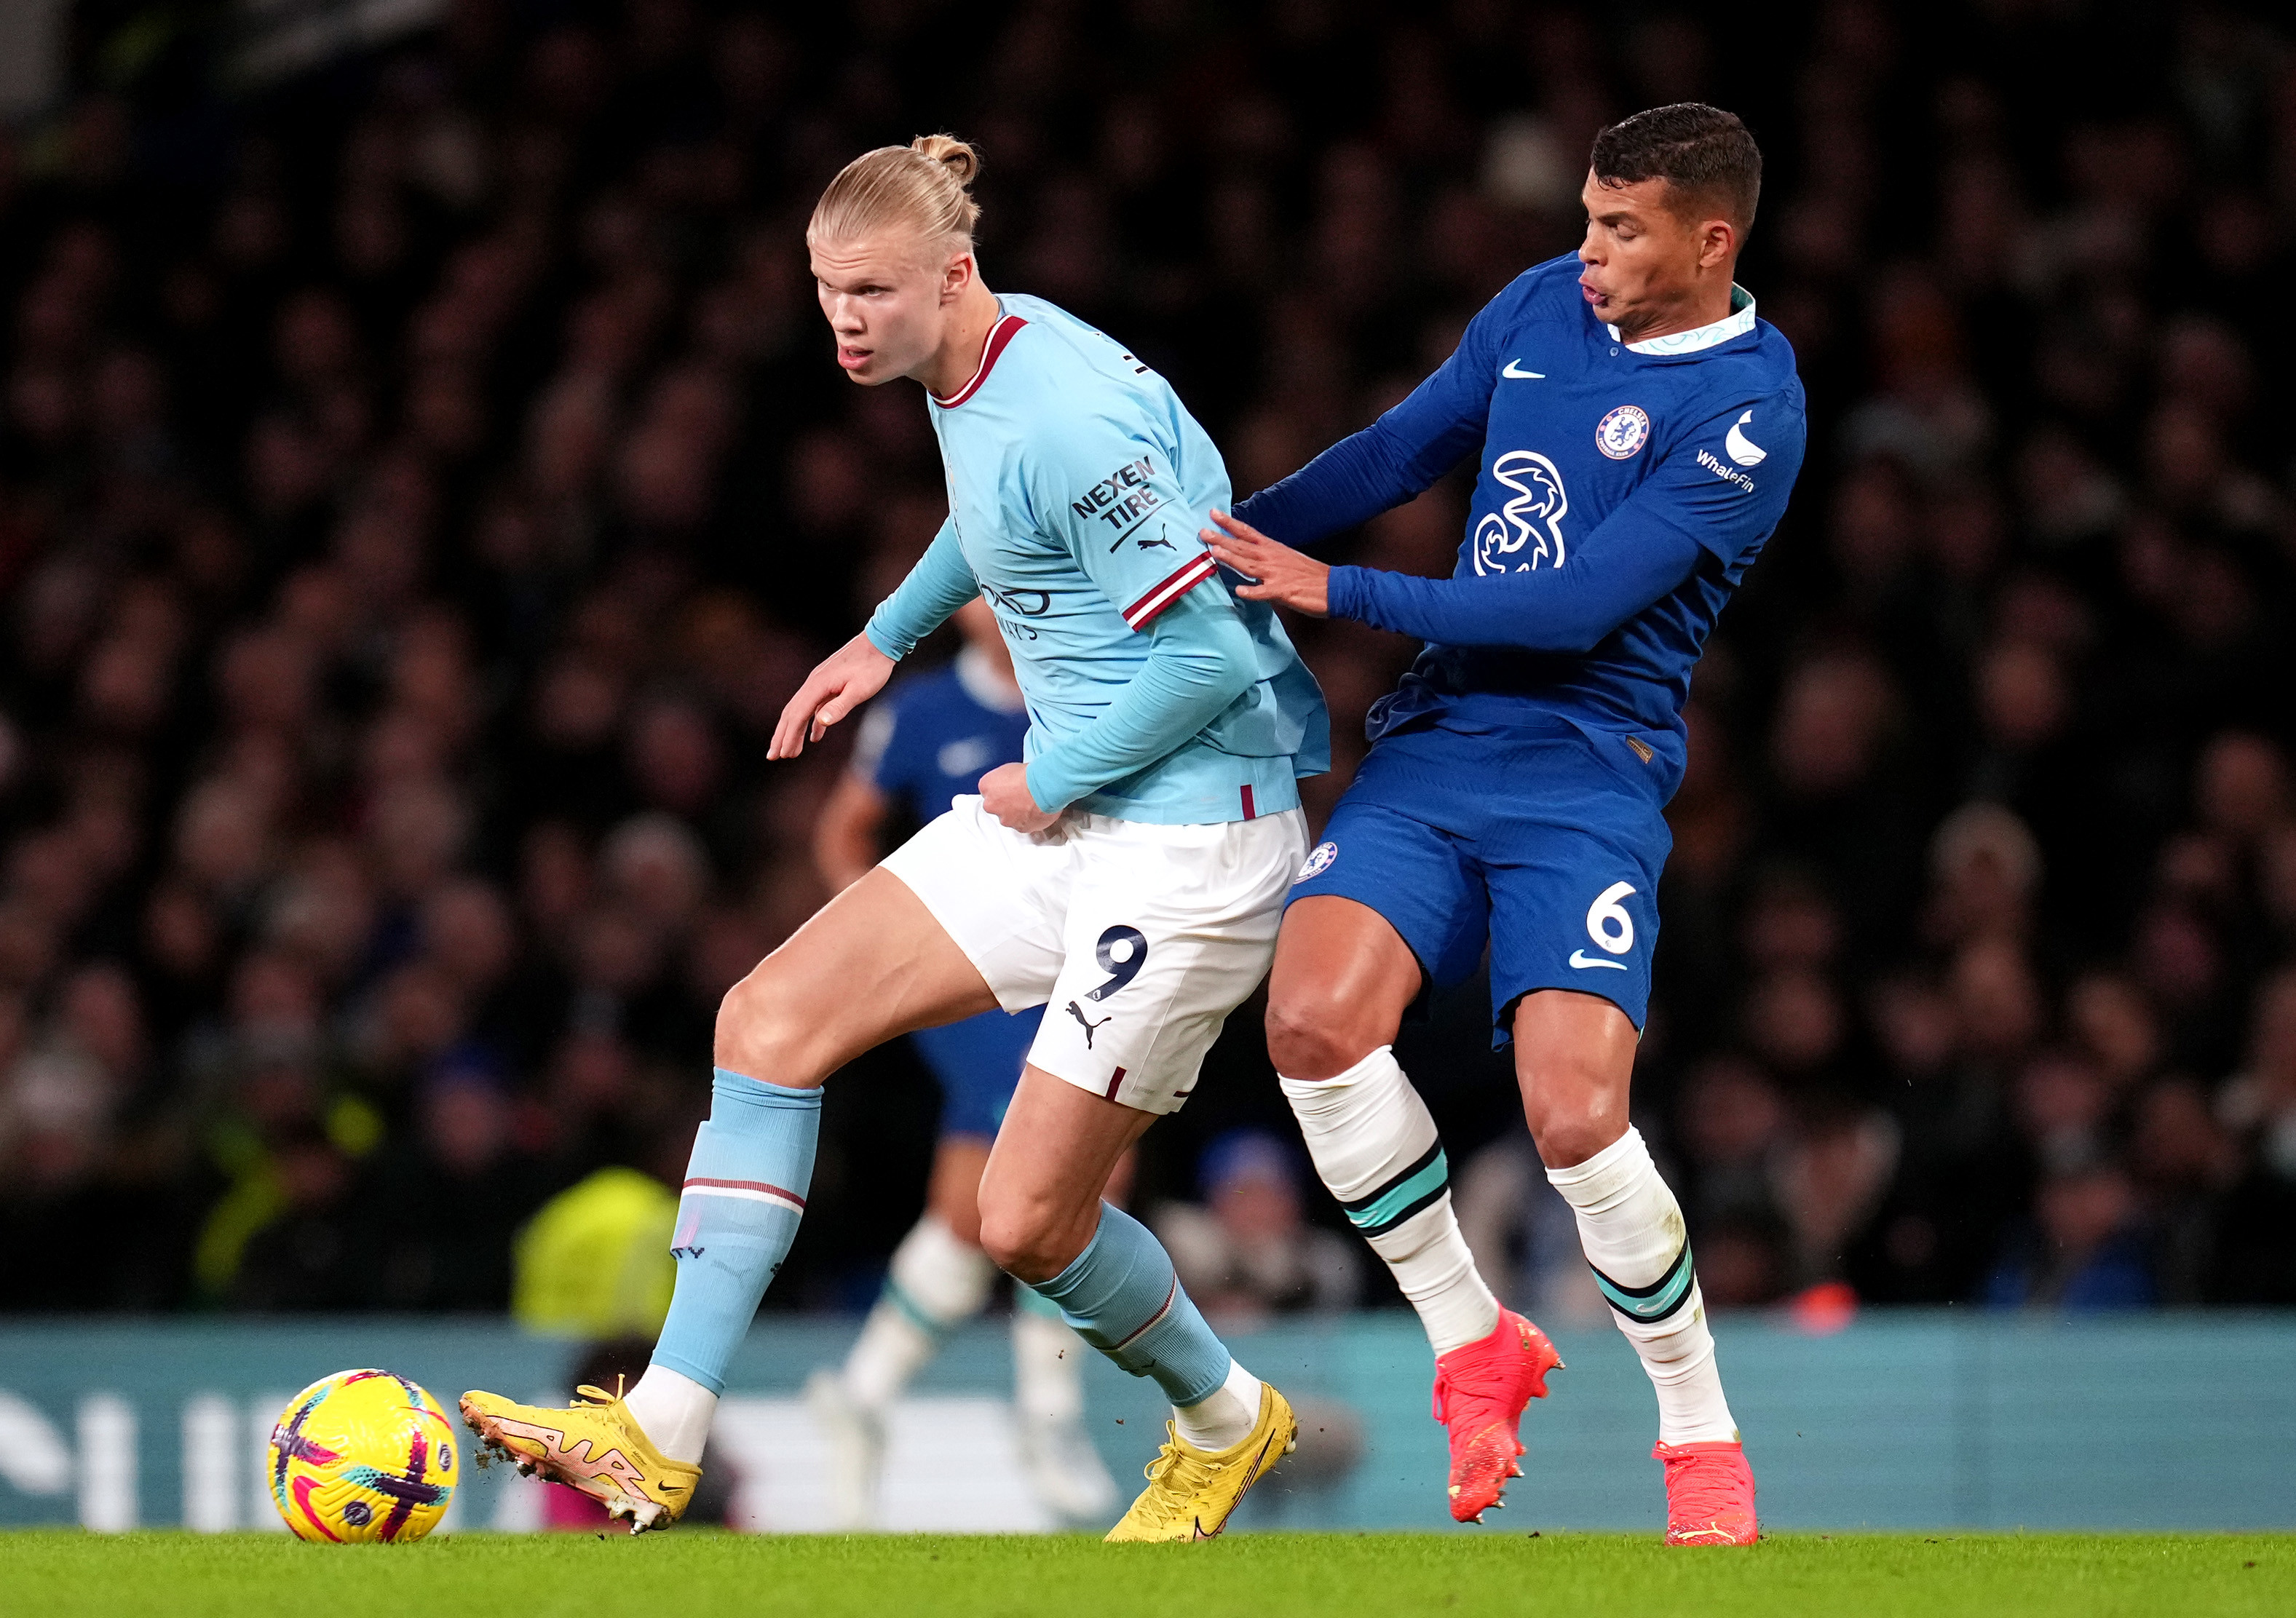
[807,135,981,254]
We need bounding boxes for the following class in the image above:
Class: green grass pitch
[2,1530,2288,1617]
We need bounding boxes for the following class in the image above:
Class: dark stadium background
[1,0,2292,1322]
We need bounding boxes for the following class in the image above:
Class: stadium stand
[0,1,2292,1317]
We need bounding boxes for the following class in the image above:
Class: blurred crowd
[1,0,2292,1319]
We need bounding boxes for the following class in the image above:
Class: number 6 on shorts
[1585,881,1637,956]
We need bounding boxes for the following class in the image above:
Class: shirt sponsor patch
[1696,448,1756,492]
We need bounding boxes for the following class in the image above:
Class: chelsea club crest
[1596,404,1650,460]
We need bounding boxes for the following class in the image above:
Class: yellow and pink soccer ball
[266,1370,458,1542]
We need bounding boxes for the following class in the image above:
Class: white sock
[844,1214,999,1410]
[1011,1306,1086,1427]
[1281,1046,1500,1355]
[623,1363,717,1465]
[1172,1358,1263,1452]
[1545,1126,1738,1446]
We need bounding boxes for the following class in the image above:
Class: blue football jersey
[850,644,1031,817]
[901,294,1329,825]
[1236,254,1806,761]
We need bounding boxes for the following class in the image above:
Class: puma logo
[1066,1000,1112,1047]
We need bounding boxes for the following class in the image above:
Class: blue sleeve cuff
[1326,566,1372,624]
[861,617,907,661]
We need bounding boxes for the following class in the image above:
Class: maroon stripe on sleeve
[1121,552,1217,630]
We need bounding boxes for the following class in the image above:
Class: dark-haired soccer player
[1205,104,1802,1544]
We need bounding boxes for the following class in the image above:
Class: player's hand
[1201,509,1329,616]
[770,633,895,759]
[979,761,1061,833]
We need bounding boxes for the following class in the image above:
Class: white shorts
[882,797,1308,1115]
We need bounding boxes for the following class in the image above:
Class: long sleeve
[862,517,976,659]
[1230,292,1508,545]
[1327,387,1807,652]
[1023,590,1258,812]
[1327,515,1705,652]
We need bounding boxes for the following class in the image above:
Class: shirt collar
[1609,284,1756,356]
[931,303,1029,408]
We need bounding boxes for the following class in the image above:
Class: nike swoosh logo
[1569,950,1629,971]
[1502,360,1545,379]
[1195,1427,1282,1539]
[1725,410,1767,466]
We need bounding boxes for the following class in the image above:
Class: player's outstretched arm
[1315,392,1806,653]
[1209,497,1695,651]
[1329,521,1704,651]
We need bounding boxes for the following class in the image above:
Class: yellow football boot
[459,1383,700,1534]
[1104,1381,1297,1542]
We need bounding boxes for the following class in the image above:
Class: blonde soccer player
[461,135,1328,1541]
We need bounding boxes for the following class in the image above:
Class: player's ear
[1698,218,1736,271]
[940,246,974,304]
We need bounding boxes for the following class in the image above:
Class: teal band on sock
[1029,1204,1230,1406]
[883,1278,954,1338]
[651,1068,823,1395]
[1339,1143,1450,1235]
[1591,1241,1696,1324]
[1013,1277,1064,1320]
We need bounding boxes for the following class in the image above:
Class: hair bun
[909,133,980,186]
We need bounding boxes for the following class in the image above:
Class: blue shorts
[1288,719,1677,1042]
[910,1004,1044,1139]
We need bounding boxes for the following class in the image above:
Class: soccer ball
[266,1370,458,1542]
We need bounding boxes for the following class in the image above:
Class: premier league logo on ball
[1596,404,1651,459]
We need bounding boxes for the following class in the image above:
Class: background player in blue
[804,596,1117,1527]
[1204,106,1805,1546]
[463,135,1325,1541]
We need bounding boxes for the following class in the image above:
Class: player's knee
[1516,1057,1628,1170]
[1264,985,1382,1080]
[1523,1102,1622,1170]
[974,1163,1096,1282]
[974,1199,1061,1284]
[714,968,809,1079]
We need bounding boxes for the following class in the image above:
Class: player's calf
[1543,1124,1754,1542]
[1018,1199,1291,1536]
[1280,1046,1501,1356]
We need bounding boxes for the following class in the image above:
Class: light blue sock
[1013,1277,1064,1319]
[651,1068,821,1395]
[1029,1204,1231,1406]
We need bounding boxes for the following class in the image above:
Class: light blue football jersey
[898,293,1327,825]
